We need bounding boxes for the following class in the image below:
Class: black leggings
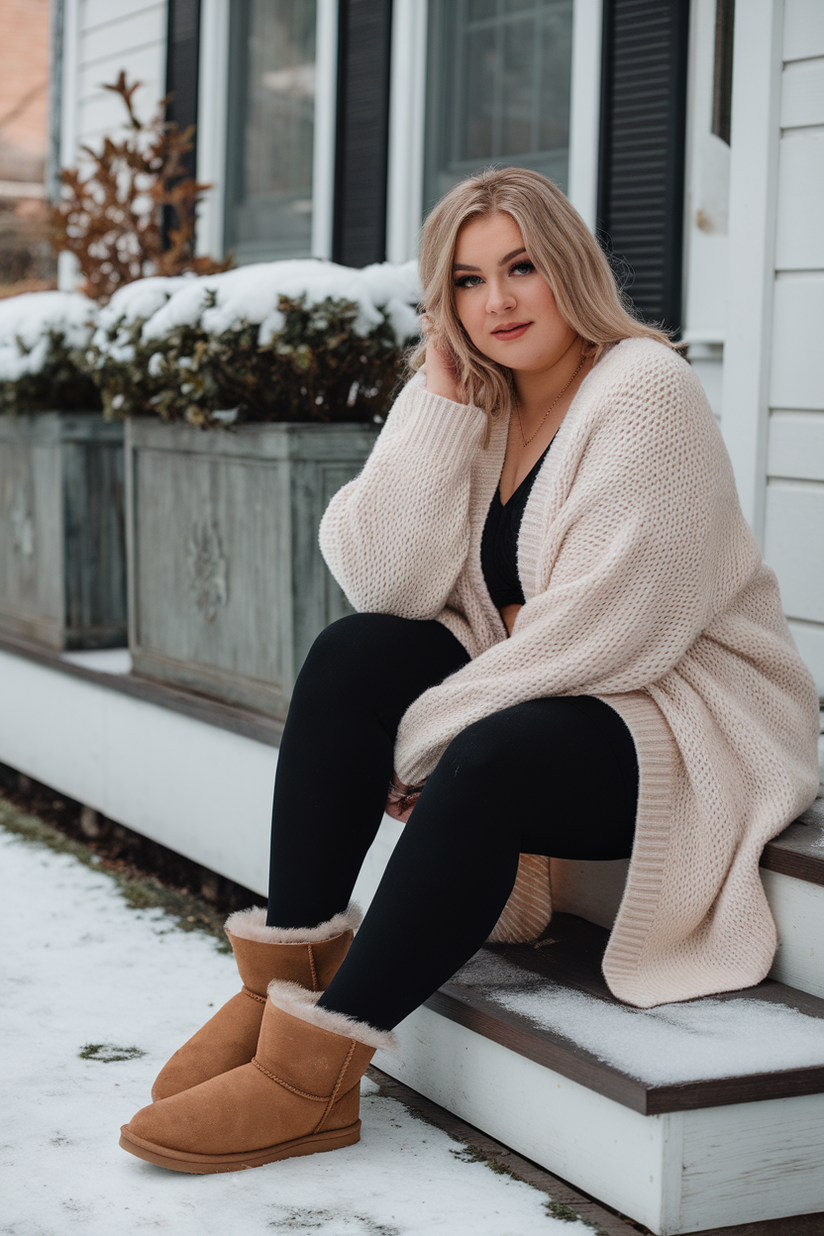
[267,613,638,1030]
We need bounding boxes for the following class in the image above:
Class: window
[223,0,317,263]
[711,0,734,146]
[422,0,573,215]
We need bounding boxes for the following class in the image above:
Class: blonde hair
[410,166,676,420]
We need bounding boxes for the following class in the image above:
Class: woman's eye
[454,274,483,289]
[511,260,535,276]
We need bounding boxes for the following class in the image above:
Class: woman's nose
[486,282,515,314]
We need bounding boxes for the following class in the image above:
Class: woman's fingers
[423,326,462,402]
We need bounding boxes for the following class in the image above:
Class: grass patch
[544,1200,600,1228]
[452,1147,601,1228]
[544,1200,583,1222]
[268,1213,399,1235]
[79,1043,147,1063]
[450,1144,518,1179]
[0,797,93,865]
[0,796,231,951]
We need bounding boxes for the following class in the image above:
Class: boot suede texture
[150,905,361,1102]
[120,981,395,1173]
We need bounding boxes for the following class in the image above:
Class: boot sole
[118,1121,361,1174]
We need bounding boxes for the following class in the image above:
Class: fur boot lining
[266,979,397,1051]
[224,903,363,945]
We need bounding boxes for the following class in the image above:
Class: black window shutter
[165,0,202,182]
[332,0,393,267]
[597,0,690,335]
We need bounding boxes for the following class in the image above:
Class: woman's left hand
[385,773,426,823]
[500,603,522,637]
[421,315,463,403]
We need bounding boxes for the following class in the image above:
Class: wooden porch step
[428,913,824,1115]
[758,786,824,998]
[374,914,824,1235]
[761,792,824,887]
[547,761,824,1000]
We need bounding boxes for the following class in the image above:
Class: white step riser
[762,868,824,998]
[1,649,821,996]
[0,649,277,896]
[374,1011,824,1235]
[0,647,399,906]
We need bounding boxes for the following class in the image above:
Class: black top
[480,441,552,609]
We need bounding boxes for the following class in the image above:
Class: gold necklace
[514,347,588,448]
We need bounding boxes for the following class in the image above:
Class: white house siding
[722,0,824,698]
[61,0,167,168]
[56,0,168,287]
[764,0,824,697]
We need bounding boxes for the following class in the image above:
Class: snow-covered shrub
[88,258,422,426]
[0,291,101,412]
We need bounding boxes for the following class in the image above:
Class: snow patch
[1,260,420,386]
[119,258,422,346]
[453,951,824,1085]
[0,824,589,1236]
[0,291,97,381]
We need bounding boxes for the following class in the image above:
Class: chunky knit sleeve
[319,372,489,619]
[393,347,763,783]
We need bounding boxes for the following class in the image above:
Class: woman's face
[451,212,577,376]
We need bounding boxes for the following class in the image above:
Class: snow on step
[448,947,824,1089]
[374,916,824,1234]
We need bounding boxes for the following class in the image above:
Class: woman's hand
[421,316,462,403]
[385,773,427,823]
[500,603,522,637]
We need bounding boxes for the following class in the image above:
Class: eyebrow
[452,247,528,272]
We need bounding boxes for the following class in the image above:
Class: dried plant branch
[52,71,230,302]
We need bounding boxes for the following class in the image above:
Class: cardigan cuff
[386,381,489,465]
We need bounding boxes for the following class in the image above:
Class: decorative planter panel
[125,419,380,718]
[0,414,127,650]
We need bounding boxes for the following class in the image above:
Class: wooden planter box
[0,413,127,650]
[125,418,380,719]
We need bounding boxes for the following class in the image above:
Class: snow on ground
[0,824,589,1236]
[60,648,133,675]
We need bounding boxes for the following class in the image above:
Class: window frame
[195,0,338,263]
[385,0,603,264]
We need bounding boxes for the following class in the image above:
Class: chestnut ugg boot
[120,979,395,1173]
[150,904,361,1101]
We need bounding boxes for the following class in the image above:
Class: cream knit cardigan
[319,339,819,1008]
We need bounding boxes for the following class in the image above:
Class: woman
[119,168,819,1174]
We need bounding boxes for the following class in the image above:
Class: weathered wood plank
[780,58,824,128]
[126,419,379,718]
[0,415,126,650]
[762,800,824,887]
[678,1092,824,1232]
